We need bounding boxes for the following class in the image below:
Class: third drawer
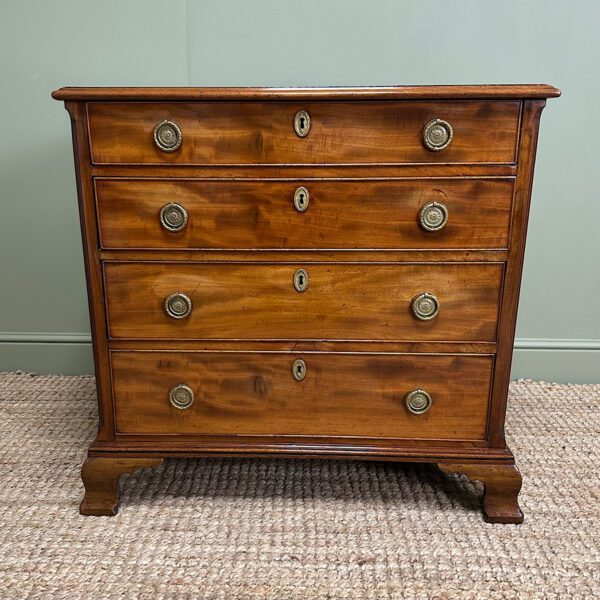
[104,262,503,342]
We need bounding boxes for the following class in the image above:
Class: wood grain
[80,457,164,515]
[438,462,524,524]
[103,262,504,342]
[52,84,561,101]
[53,85,559,520]
[111,351,493,439]
[96,178,514,250]
[87,101,520,165]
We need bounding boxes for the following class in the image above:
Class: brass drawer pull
[165,292,192,319]
[411,292,439,320]
[293,269,309,292]
[293,186,310,212]
[405,389,432,415]
[419,201,448,232]
[292,359,307,381]
[169,384,194,410]
[294,110,311,137]
[160,202,188,232]
[153,120,183,152]
[423,118,453,151]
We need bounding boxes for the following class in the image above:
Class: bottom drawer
[111,351,493,441]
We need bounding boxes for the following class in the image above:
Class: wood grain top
[52,84,561,101]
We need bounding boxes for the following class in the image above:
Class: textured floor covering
[0,372,598,599]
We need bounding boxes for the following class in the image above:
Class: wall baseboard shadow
[0,333,598,382]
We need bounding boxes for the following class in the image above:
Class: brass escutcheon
[153,120,183,152]
[169,384,194,410]
[294,110,311,137]
[423,118,453,151]
[293,269,309,292]
[160,203,188,232]
[292,359,307,381]
[405,389,432,415]
[293,186,310,212]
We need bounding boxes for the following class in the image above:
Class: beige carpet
[0,372,598,599]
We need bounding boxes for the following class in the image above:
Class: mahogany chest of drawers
[53,85,559,523]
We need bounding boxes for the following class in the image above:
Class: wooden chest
[53,85,559,522]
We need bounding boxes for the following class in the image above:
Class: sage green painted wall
[1,0,598,381]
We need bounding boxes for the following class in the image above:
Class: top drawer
[87,101,521,166]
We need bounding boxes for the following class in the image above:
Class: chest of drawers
[53,85,559,523]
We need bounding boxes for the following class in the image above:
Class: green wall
[1,1,598,381]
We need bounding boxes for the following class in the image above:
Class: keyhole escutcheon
[292,358,307,381]
[293,186,310,212]
[293,268,309,292]
[294,110,311,137]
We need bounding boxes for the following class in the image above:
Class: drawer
[87,101,520,165]
[111,351,493,440]
[104,262,503,342]
[96,178,514,250]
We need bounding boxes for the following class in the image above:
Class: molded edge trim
[52,84,561,102]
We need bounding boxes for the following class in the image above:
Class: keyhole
[294,110,310,137]
[294,268,309,292]
[293,187,310,212]
[292,359,306,381]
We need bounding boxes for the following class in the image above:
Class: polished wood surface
[52,84,561,101]
[438,462,524,524]
[111,351,492,439]
[80,457,164,516]
[104,262,503,342]
[96,178,514,250]
[88,101,520,165]
[55,85,559,520]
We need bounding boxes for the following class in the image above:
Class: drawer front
[88,101,520,165]
[104,262,503,342]
[96,179,513,250]
[111,351,492,440]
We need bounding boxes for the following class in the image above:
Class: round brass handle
[293,186,310,212]
[411,292,439,320]
[423,118,453,151]
[292,358,307,381]
[405,388,432,415]
[419,201,448,232]
[293,269,309,293]
[294,110,311,137]
[169,384,194,410]
[153,120,183,152]
[160,203,189,232]
[165,292,192,319]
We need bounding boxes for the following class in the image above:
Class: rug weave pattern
[0,372,598,599]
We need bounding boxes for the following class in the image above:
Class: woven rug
[0,372,598,599]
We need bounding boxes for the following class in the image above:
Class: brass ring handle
[160,203,189,232]
[294,110,311,137]
[292,359,307,381]
[411,292,439,320]
[423,118,453,151]
[293,186,310,212]
[419,201,448,232]
[293,269,309,292]
[153,120,183,152]
[169,384,194,410]
[165,292,192,319]
[405,389,432,415]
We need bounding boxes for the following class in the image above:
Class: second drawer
[95,178,514,250]
[104,262,503,342]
